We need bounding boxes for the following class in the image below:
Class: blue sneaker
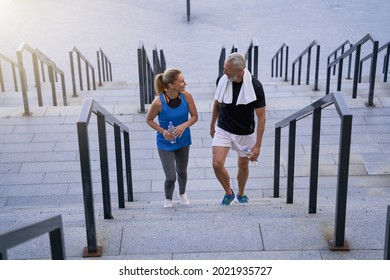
[236,194,249,203]
[221,191,235,205]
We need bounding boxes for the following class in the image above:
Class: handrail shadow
[271,43,289,82]
[77,98,133,257]
[16,42,67,115]
[291,40,320,90]
[326,33,379,106]
[69,46,96,97]
[0,215,65,260]
[0,53,19,92]
[274,91,353,250]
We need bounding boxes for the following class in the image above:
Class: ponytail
[154,68,182,95]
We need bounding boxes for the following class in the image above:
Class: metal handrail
[16,42,67,115]
[245,37,259,79]
[291,40,320,90]
[271,43,289,81]
[359,40,390,83]
[385,205,390,260]
[97,48,112,86]
[0,215,66,260]
[274,91,353,250]
[326,33,379,106]
[327,40,353,79]
[0,53,19,92]
[137,41,166,112]
[69,46,96,97]
[77,98,133,257]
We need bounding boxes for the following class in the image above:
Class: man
[210,52,266,205]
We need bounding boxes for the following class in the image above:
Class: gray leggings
[158,146,190,200]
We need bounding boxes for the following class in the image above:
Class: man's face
[224,61,244,82]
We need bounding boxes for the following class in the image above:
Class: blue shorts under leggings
[158,145,190,200]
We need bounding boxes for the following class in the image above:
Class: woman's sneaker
[236,194,249,203]
[178,193,190,204]
[221,191,235,205]
[164,199,173,208]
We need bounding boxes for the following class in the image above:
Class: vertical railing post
[114,124,125,209]
[0,62,4,92]
[385,205,390,260]
[337,57,344,91]
[124,131,134,202]
[287,120,296,204]
[314,45,320,90]
[306,47,311,85]
[309,108,321,214]
[77,120,102,256]
[97,51,102,86]
[273,127,281,198]
[186,0,191,22]
[298,57,302,85]
[32,52,43,106]
[16,50,30,115]
[69,51,78,97]
[48,65,57,106]
[285,46,289,81]
[60,74,67,106]
[352,44,361,99]
[253,42,259,79]
[367,41,379,106]
[330,113,352,250]
[137,44,146,113]
[77,52,83,91]
[97,113,113,219]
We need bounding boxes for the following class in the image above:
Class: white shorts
[212,126,256,157]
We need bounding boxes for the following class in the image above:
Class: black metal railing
[186,0,191,22]
[385,205,390,260]
[327,40,353,79]
[218,44,238,76]
[245,37,259,79]
[271,43,289,81]
[0,215,65,260]
[291,40,320,90]
[16,42,67,115]
[359,40,390,83]
[274,91,353,250]
[77,98,133,257]
[69,46,96,97]
[0,53,19,92]
[326,33,379,106]
[137,41,166,112]
[97,48,112,86]
[218,39,258,78]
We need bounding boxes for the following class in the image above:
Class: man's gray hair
[225,52,246,69]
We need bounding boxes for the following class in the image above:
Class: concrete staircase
[1,77,389,260]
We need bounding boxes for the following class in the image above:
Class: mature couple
[146,53,266,207]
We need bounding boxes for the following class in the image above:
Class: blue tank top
[156,93,192,151]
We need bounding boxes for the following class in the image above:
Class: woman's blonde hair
[154,68,181,95]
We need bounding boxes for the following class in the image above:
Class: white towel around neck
[214,68,256,105]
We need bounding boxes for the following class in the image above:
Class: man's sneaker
[178,193,190,204]
[221,191,235,205]
[236,194,249,203]
[164,199,173,208]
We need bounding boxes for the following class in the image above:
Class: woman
[146,68,198,207]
